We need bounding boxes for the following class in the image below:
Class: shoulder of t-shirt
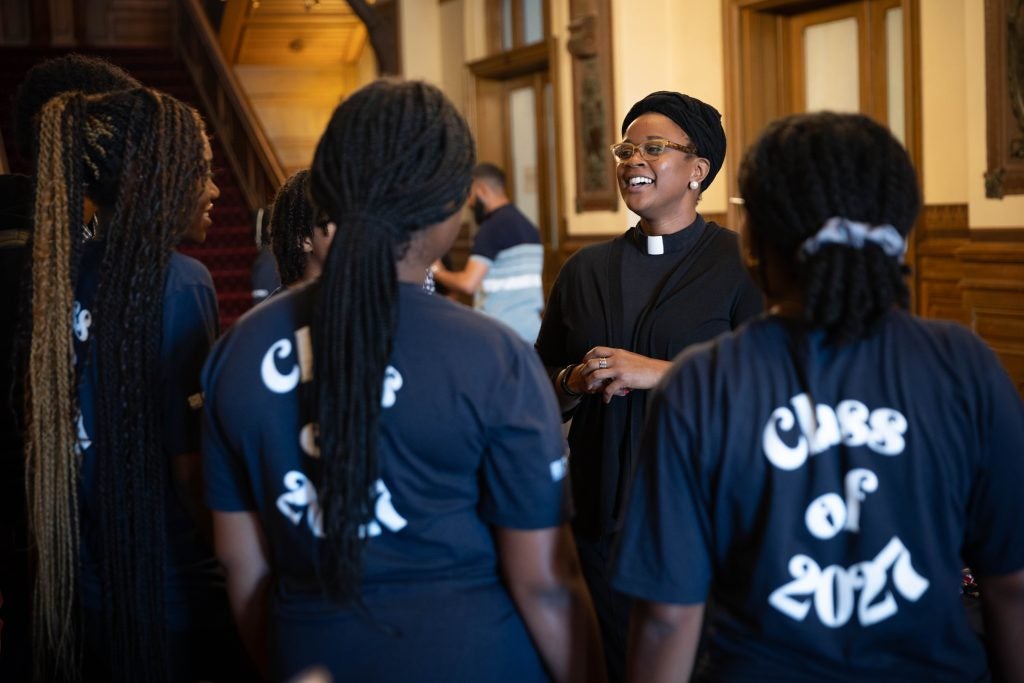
[896,313,1004,376]
[422,287,527,350]
[660,316,776,399]
[167,251,215,292]
[472,205,541,254]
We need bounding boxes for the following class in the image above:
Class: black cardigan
[535,218,764,539]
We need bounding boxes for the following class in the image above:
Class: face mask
[472,197,488,225]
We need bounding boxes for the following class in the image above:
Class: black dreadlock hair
[737,111,920,344]
[308,79,475,603]
[28,87,208,683]
[269,169,327,286]
[12,53,140,159]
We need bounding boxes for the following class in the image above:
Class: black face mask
[471,197,488,226]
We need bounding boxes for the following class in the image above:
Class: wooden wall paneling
[85,0,172,46]
[0,0,32,44]
[957,235,1024,394]
[915,204,970,324]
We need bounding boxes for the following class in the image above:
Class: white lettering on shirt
[381,366,402,408]
[73,301,92,342]
[75,411,91,455]
[276,473,407,539]
[260,326,314,394]
[762,395,908,470]
[768,536,929,628]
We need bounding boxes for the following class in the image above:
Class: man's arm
[627,599,704,683]
[432,258,489,296]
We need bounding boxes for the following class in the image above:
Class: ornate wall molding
[985,0,1024,197]
[567,0,617,212]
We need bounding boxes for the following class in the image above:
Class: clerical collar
[631,215,707,255]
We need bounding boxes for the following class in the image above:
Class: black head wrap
[621,91,726,192]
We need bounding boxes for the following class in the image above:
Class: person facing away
[613,111,1024,682]
[202,79,605,683]
[431,162,545,343]
[534,90,763,683]
[25,87,252,683]
[269,168,336,291]
[1,53,141,683]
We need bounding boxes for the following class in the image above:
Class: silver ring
[598,358,608,369]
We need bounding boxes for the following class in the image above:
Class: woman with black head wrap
[613,112,1024,681]
[535,90,762,682]
[202,80,604,682]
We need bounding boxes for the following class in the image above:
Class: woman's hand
[579,347,673,403]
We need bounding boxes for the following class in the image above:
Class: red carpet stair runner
[1,46,258,329]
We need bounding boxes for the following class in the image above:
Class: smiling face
[182,135,219,244]
[616,112,708,231]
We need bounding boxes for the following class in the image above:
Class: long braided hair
[737,112,920,343]
[308,80,474,602]
[269,169,324,286]
[27,88,209,682]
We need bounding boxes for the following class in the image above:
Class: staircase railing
[172,0,287,212]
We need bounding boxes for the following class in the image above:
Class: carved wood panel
[567,0,616,212]
[984,0,1024,197]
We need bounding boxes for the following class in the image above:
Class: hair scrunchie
[799,217,906,262]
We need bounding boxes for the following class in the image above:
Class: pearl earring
[688,180,700,191]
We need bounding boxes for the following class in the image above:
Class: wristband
[559,364,582,398]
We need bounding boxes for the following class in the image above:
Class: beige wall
[400,0,444,82]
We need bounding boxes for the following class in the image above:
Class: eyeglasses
[609,138,698,162]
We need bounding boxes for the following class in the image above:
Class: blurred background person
[203,80,604,683]
[615,111,1024,683]
[269,169,335,291]
[432,162,544,342]
[534,90,762,682]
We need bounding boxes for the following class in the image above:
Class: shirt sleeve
[470,217,503,262]
[612,357,714,605]
[478,337,570,529]
[201,334,258,512]
[160,261,219,457]
[961,337,1024,577]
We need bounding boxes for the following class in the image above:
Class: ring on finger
[598,357,608,369]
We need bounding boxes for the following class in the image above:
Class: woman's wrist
[559,364,582,398]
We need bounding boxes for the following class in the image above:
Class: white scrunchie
[799,217,906,261]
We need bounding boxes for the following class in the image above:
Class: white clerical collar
[646,235,664,255]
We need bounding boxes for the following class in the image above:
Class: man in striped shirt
[433,163,544,343]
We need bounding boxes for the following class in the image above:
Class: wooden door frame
[721,0,922,304]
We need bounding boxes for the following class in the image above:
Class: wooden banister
[172,0,287,212]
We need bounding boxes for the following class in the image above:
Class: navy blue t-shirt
[613,312,1024,681]
[74,242,223,629]
[202,282,569,681]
